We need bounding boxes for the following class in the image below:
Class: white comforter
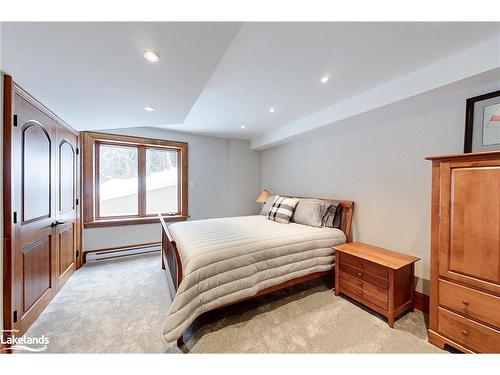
[162,215,346,343]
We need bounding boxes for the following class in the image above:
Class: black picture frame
[464,89,500,153]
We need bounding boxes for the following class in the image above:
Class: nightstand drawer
[341,253,388,280]
[340,279,388,310]
[438,307,500,353]
[340,263,388,289]
[340,271,388,300]
[439,279,500,328]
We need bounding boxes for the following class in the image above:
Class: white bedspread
[162,215,346,343]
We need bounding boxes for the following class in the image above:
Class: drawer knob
[357,290,362,295]
[357,272,362,277]
[462,300,470,306]
[461,330,469,336]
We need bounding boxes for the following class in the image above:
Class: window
[145,148,178,215]
[98,144,139,217]
[82,132,188,227]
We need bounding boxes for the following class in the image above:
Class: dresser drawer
[438,307,500,353]
[340,271,388,300]
[340,263,388,289]
[439,279,500,328]
[340,279,388,310]
[341,253,388,280]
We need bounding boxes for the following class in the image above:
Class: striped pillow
[267,196,299,224]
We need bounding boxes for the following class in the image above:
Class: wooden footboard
[159,215,183,292]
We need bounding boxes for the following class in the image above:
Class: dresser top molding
[425,150,500,162]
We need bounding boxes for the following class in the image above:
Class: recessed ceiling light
[269,107,276,113]
[143,50,160,63]
[144,106,155,112]
[320,74,330,84]
[241,125,246,129]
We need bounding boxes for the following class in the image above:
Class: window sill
[83,215,188,228]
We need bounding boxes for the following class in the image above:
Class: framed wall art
[464,89,500,153]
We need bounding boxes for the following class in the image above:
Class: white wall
[229,139,261,216]
[83,127,261,251]
[261,77,500,294]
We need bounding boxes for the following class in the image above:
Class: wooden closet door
[12,93,58,335]
[10,91,79,337]
[438,159,500,295]
[55,126,78,289]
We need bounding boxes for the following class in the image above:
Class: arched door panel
[22,122,51,223]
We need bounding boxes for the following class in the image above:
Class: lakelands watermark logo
[1,330,49,352]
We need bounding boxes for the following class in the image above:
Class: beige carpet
[20,253,444,353]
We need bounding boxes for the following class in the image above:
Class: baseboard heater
[85,242,161,262]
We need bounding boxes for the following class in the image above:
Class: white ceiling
[2,22,500,143]
[0,22,240,128]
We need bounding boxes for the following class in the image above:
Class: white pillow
[291,198,329,227]
[260,195,275,216]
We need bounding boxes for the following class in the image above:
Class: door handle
[51,220,65,228]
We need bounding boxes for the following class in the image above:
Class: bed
[159,198,354,347]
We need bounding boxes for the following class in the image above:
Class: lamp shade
[256,190,272,203]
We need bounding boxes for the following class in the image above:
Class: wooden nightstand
[333,242,420,328]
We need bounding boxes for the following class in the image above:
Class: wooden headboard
[292,196,355,242]
[337,200,355,242]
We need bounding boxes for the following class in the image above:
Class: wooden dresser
[426,151,500,353]
[334,242,420,328]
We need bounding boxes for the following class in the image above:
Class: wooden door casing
[438,159,500,295]
[3,77,80,338]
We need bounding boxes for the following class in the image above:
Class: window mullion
[138,145,146,217]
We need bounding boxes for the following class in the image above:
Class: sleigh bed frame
[159,198,354,348]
